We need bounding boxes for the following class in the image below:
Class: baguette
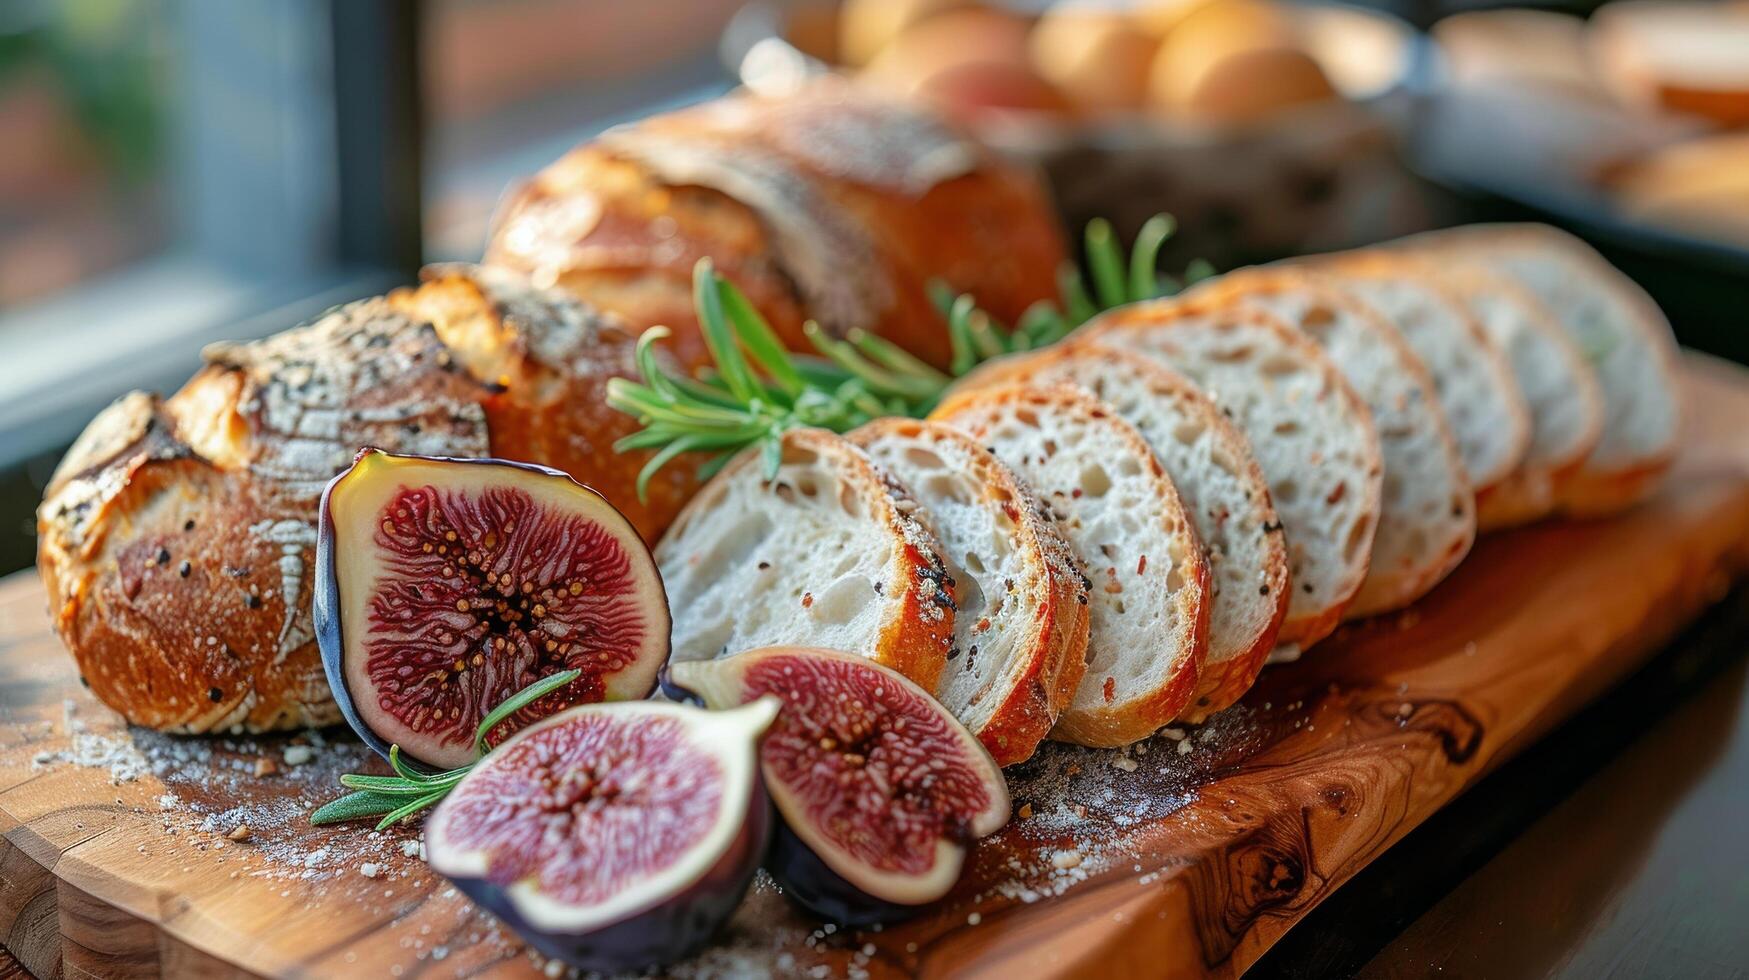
[1405,261,1605,529]
[656,428,955,693]
[37,266,697,734]
[849,418,1091,764]
[1391,224,1682,516]
[954,345,1288,720]
[1188,269,1476,619]
[931,384,1211,747]
[1081,299,1381,650]
[484,80,1063,369]
[1294,251,1532,498]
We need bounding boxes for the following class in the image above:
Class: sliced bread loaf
[656,428,955,691]
[953,345,1287,720]
[930,384,1211,747]
[1079,300,1381,650]
[1296,251,1532,498]
[848,418,1092,765]
[1416,261,1606,529]
[1393,223,1682,515]
[1188,269,1477,619]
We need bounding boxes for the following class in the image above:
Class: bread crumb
[1051,849,1083,870]
[282,745,314,766]
[360,863,380,878]
[1177,739,1193,756]
[1111,756,1138,772]
[227,824,253,842]
[1018,802,1033,819]
[254,757,278,777]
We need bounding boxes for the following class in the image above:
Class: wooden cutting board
[3,352,1749,980]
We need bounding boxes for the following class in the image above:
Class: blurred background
[0,0,1745,576]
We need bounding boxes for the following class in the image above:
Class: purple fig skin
[438,777,773,972]
[315,447,667,772]
[767,819,939,926]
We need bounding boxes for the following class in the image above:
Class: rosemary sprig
[609,215,1206,494]
[310,668,581,831]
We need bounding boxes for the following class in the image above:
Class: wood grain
[1,352,1748,980]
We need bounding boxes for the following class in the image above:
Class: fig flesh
[669,647,1011,924]
[425,699,778,971]
[316,449,669,770]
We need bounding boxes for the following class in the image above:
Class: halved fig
[426,699,777,972]
[668,647,1011,924]
[315,449,669,769]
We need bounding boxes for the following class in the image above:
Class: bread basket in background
[723,0,1436,270]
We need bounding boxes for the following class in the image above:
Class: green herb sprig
[310,668,581,830]
[607,214,1209,494]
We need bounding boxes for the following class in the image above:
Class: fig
[425,699,778,972]
[315,449,669,770]
[669,647,1011,924]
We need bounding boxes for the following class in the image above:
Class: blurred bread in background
[860,6,1074,116]
[838,0,973,67]
[1029,4,1158,111]
[1590,0,1749,127]
[1608,132,1749,246]
[1433,9,1602,96]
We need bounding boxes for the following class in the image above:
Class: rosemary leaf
[1129,214,1175,301]
[474,669,582,757]
[374,790,451,831]
[311,790,407,826]
[720,278,807,397]
[693,260,763,405]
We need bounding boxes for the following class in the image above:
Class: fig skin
[668,647,1011,926]
[315,448,670,770]
[426,700,777,972]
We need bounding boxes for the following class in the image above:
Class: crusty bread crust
[484,81,1063,371]
[954,345,1289,720]
[849,418,1090,765]
[38,268,699,734]
[655,428,956,693]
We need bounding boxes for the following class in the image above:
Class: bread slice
[930,384,1211,747]
[953,345,1287,721]
[656,428,955,691]
[1188,269,1477,619]
[1080,299,1381,649]
[848,418,1092,765]
[1413,261,1606,529]
[1294,251,1533,498]
[1392,223,1682,516]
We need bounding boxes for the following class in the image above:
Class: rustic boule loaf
[37,266,700,734]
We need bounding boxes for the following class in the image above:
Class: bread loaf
[485,80,1064,370]
[36,266,699,734]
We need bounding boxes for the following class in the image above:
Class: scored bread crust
[1083,299,1381,648]
[1390,223,1682,517]
[483,80,1063,371]
[655,428,955,693]
[1189,269,1477,620]
[954,345,1289,720]
[932,383,1212,747]
[1295,250,1534,498]
[37,268,698,734]
[848,418,1091,765]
